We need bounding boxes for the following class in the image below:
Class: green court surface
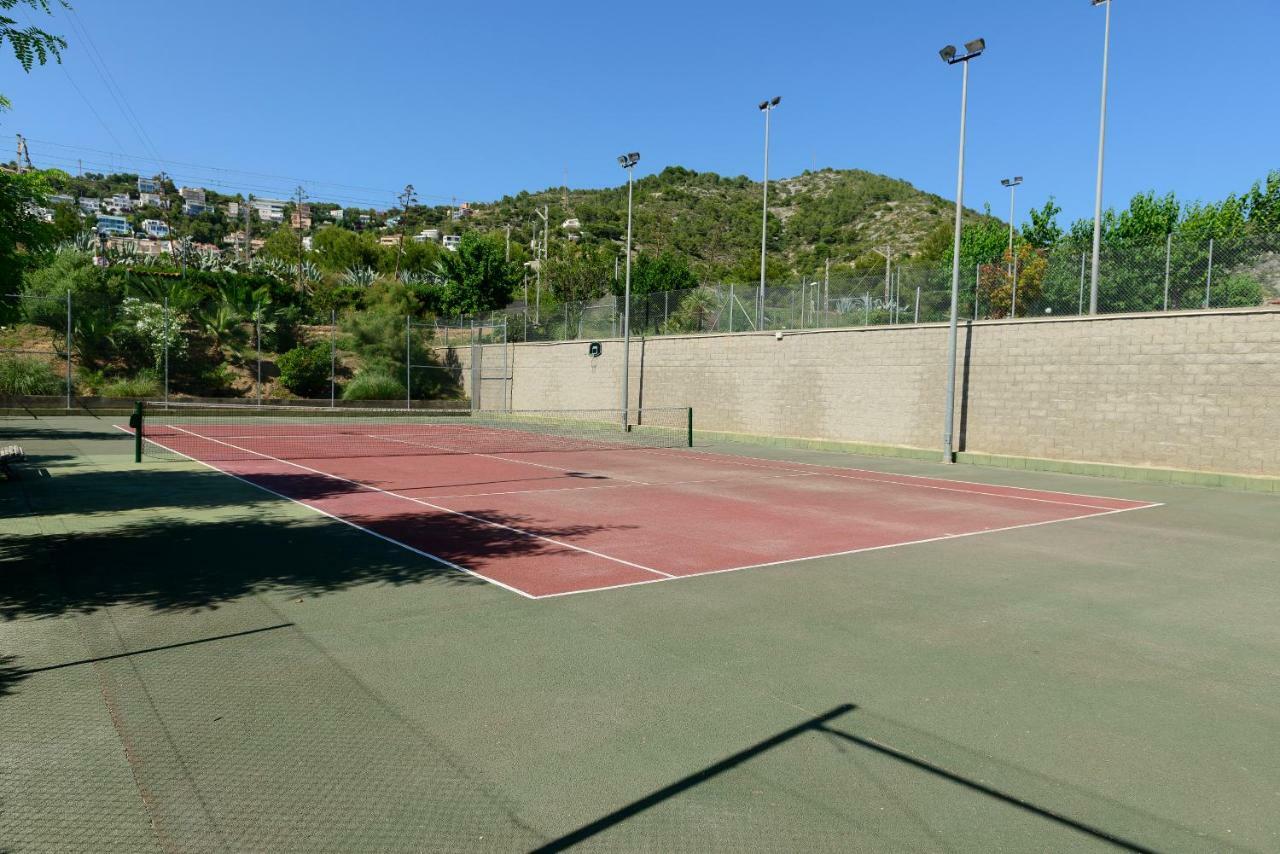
[2,416,1278,852]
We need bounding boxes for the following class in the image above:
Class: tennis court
[127,403,1159,598]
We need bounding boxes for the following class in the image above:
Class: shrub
[188,364,238,397]
[341,370,405,402]
[277,343,331,398]
[0,355,64,396]
[100,371,161,399]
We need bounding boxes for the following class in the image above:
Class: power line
[26,137,463,204]
[57,4,165,174]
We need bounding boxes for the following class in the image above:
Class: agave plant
[342,265,378,287]
[109,241,140,267]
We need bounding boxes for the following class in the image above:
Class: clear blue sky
[6,0,1277,224]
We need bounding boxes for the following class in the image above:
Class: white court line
[531,502,1161,600]
[637,447,1161,512]
[164,425,676,580]
[109,425,537,599]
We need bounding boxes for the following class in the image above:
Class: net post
[686,407,693,448]
[132,401,144,463]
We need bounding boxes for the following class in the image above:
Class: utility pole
[395,183,417,279]
[504,224,511,262]
[243,194,253,263]
[293,185,307,291]
[15,134,33,172]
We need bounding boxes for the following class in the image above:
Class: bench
[0,445,24,480]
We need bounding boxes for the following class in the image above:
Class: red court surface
[135,426,1160,599]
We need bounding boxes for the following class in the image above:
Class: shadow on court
[536,704,1240,853]
[0,460,633,620]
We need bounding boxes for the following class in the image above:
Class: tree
[0,169,54,290]
[435,232,521,316]
[630,251,698,295]
[544,247,611,302]
[1,0,67,110]
[1022,197,1063,249]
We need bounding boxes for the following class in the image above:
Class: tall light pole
[940,38,985,463]
[618,152,640,430]
[1001,176,1023,315]
[758,96,781,326]
[1089,0,1113,314]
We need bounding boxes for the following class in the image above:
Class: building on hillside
[137,176,159,194]
[49,194,74,206]
[78,197,101,214]
[561,218,580,231]
[138,191,168,209]
[96,215,130,236]
[142,219,169,239]
[412,228,440,243]
[330,208,343,221]
[179,186,207,216]
[442,234,461,251]
[251,198,288,223]
[358,214,371,226]
[106,194,134,214]
[222,232,266,253]
[225,201,239,218]
[378,234,401,247]
[290,204,312,230]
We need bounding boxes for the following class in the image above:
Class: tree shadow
[0,506,632,620]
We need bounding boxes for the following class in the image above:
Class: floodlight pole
[758,97,780,326]
[620,159,636,429]
[1002,177,1022,315]
[942,43,981,464]
[1089,0,1113,314]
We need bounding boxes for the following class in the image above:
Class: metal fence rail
[459,232,1280,342]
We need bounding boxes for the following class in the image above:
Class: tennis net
[130,401,693,463]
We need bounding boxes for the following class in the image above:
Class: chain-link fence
[461,233,1280,343]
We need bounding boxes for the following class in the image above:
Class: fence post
[255,311,262,406]
[664,291,669,328]
[330,308,336,407]
[1078,253,1086,315]
[163,295,169,406]
[405,314,411,410]
[914,286,921,324]
[1163,233,1172,311]
[1011,255,1018,318]
[1204,237,1214,309]
[864,291,870,326]
[974,264,980,321]
[729,284,735,332]
[65,289,72,410]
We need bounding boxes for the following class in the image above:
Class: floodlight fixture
[1001,176,1023,187]
[940,39,985,65]
[617,152,640,169]
[759,96,781,111]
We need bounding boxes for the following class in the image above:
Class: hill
[468,166,997,279]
